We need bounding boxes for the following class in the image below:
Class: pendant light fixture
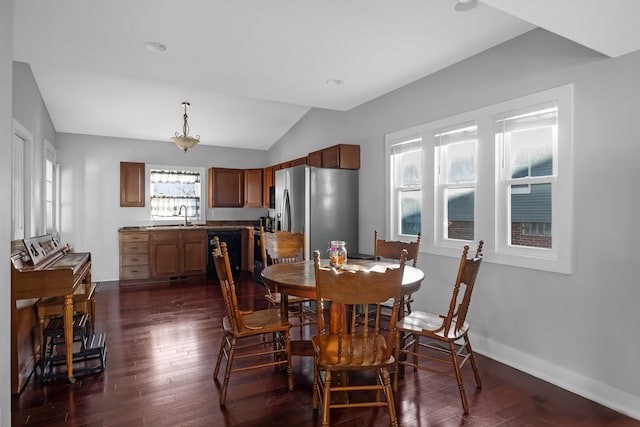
[171,101,200,153]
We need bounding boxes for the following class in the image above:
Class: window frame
[385,84,573,273]
[145,164,206,224]
[434,121,478,246]
[385,133,423,241]
[43,139,59,235]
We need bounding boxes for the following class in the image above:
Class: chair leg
[393,332,401,393]
[412,333,420,368]
[219,336,237,406]
[449,341,469,414]
[464,333,482,389]
[322,369,332,427]
[284,330,294,391]
[213,332,227,378]
[381,368,399,427]
[312,359,319,409]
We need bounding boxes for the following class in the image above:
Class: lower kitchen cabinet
[148,229,207,279]
[181,230,208,275]
[119,230,150,280]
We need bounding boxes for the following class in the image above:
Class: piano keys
[10,234,92,393]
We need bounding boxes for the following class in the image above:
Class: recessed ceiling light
[453,0,478,12]
[143,41,168,53]
[326,79,344,86]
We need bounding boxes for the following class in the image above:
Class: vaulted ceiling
[13,0,640,150]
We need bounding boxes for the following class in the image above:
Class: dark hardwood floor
[12,273,640,427]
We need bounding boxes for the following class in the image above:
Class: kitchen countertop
[119,222,257,232]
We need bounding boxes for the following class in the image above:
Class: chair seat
[312,334,394,367]
[222,308,290,335]
[397,310,469,340]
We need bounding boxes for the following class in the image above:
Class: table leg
[63,294,76,384]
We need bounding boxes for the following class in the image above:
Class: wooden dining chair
[394,241,484,414]
[260,226,317,337]
[373,230,421,322]
[312,249,407,427]
[212,237,294,406]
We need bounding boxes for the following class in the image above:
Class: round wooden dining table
[261,258,425,356]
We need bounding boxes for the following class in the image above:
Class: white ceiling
[12,0,640,150]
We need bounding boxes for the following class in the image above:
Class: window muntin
[149,168,202,221]
[389,138,422,239]
[435,123,477,243]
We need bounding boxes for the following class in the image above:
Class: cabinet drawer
[120,232,149,243]
[120,254,148,266]
[149,231,179,242]
[120,242,149,255]
[120,265,149,280]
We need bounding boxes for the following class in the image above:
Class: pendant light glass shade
[171,102,200,153]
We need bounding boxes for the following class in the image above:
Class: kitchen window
[386,84,573,273]
[148,166,205,222]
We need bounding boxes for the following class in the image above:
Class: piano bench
[35,283,99,359]
[41,318,107,381]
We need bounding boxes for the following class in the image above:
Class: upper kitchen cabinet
[209,168,244,207]
[289,157,308,167]
[244,168,263,208]
[120,162,145,207]
[263,166,274,208]
[307,144,360,169]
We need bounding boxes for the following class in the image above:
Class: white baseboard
[469,332,640,421]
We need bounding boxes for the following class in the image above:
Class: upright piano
[10,234,91,393]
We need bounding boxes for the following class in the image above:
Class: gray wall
[1,1,12,424]
[272,29,640,419]
[12,62,58,239]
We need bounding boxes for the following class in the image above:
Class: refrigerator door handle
[282,189,291,232]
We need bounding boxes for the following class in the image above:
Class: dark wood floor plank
[11,274,640,426]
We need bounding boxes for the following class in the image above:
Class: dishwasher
[207,229,242,278]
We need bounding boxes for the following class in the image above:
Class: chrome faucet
[178,205,188,226]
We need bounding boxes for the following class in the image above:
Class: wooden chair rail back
[313,249,407,347]
[261,226,305,265]
[374,230,421,267]
[212,237,244,331]
[443,240,484,337]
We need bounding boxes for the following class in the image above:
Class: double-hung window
[387,136,422,239]
[495,102,557,250]
[434,122,477,243]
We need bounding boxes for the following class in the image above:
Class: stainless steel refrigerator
[275,165,359,258]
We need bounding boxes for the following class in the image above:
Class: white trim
[470,332,640,421]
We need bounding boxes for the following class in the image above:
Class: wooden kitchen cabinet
[263,166,274,208]
[244,168,263,208]
[120,162,145,207]
[181,229,208,276]
[209,168,244,207]
[149,229,207,279]
[289,156,308,167]
[119,230,149,280]
[308,144,360,169]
